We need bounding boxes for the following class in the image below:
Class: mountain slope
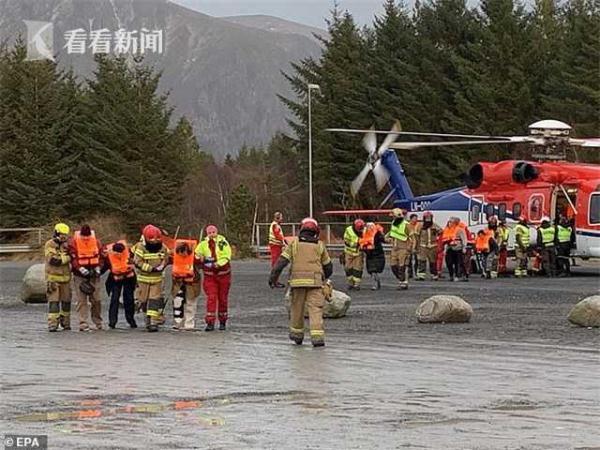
[222,14,327,41]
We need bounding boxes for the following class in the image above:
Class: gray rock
[285,288,351,319]
[416,295,473,324]
[21,264,47,304]
[567,296,600,328]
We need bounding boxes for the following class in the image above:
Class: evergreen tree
[225,184,255,257]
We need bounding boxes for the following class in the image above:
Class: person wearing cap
[69,224,104,331]
[536,216,556,277]
[343,218,365,290]
[195,225,232,331]
[386,208,411,289]
[132,224,169,332]
[269,217,332,347]
[45,223,73,331]
[514,215,531,277]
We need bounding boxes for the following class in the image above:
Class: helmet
[390,208,404,219]
[300,217,319,233]
[353,219,365,231]
[54,223,70,235]
[142,224,162,242]
[541,216,551,223]
[423,211,433,220]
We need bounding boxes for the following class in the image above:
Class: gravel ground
[0,259,599,450]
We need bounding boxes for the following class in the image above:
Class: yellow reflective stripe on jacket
[343,226,360,256]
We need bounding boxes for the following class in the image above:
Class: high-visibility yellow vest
[540,226,555,246]
[195,235,232,269]
[388,220,408,241]
[557,225,572,243]
[498,226,510,245]
[515,224,530,247]
[269,221,284,246]
[343,226,361,256]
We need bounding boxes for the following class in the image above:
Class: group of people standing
[44,223,232,333]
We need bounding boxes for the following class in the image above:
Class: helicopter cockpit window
[485,204,495,219]
[498,203,507,221]
[512,202,522,219]
[529,194,544,222]
[470,203,481,222]
[590,193,600,224]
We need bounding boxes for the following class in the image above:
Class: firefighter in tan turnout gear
[343,219,365,290]
[269,218,333,347]
[45,223,72,331]
[387,208,411,289]
[415,212,442,281]
[132,224,169,332]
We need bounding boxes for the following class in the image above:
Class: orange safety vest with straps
[475,231,492,252]
[74,231,100,266]
[172,239,198,280]
[106,240,134,277]
[359,224,383,251]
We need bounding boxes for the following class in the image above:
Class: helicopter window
[590,193,600,224]
[512,203,522,219]
[470,203,481,222]
[485,204,495,219]
[498,203,507,221]
[529,194,544,222]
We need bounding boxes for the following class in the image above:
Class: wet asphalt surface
[0,259,599,450]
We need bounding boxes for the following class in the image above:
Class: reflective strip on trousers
[47,274,71,283]
[137,274,162,284]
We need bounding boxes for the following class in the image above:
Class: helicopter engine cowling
[465,161,522,189]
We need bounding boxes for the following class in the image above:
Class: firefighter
[195,225,232,331]
[536,216,556,277]
[171,239,201,330]
[359,222,385,290]
[132,225,169,332]
[269,217,333,347]
[443,217,468,281]
[484,216,499,278]
[70,225,103,331]
[343,219,365,290]
[387,208,411,290]
[104,239,136,329]
[407,214,419,278]
[269,212,286,286]
[44,223,72,332]
[556,215,574,277]
[514,216,530,277]
[415,212,442,281]
[497,219,510,276]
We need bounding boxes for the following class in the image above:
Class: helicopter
[325,119,600,258]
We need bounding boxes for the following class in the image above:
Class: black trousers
[446,249,466,278]
[556,243,571,275]
[108,276,136,326]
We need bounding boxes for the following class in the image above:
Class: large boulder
[21,264,47,304]
[416,295,473,324]
[285,289,351,319]
[568,296,600,328]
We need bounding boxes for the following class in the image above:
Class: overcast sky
[174,0,387,28]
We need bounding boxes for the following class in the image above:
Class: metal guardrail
[0,228,44,254]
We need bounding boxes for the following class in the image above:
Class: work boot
[354,284,361,291]
[128,320,138,329]
[109,323,116,329]
[219,322,226,331]
[289,332,303,345]
[432,275,439,281]
[274,282,286,288]
[48,326,58,332]
[312,340,325,348]
[205,323,215,332]
[147,324,159,332]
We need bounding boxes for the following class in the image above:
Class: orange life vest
[172,239,197,280]
[107,240,134,277]
[359,224,383,251]
[74,231,100,266]
[442,225,457,242]
[475,234,489,252]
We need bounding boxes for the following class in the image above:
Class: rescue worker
[415,212,442,281]
[514,215,530,277]
[70,224,103,331]
[44,223,72,332]
[484,216,499,278]
[497,219,510,276]
[269,212,286,284]
[474,230,489,275]
[359,222,386,290]
[459,221,474,277]
[387,208,411,290]
[407,214,419,278]
[104,239,136,329]
[536,216,556,277]
[556,215,574,277]
[171,239,201,330]
[443,217,468,282]
[436,220,451,278]
[132,225,169,332]
[343,219,365,290]
[195,225,232,331]
[269,217,332,347]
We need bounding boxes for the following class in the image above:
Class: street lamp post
[307,83,320,218]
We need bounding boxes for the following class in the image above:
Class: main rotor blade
[378,121,402,156]
[351,162,372,197]
[327,128,512,140]
[569,138,600,147]
[372,160,391,192]
[362,127,377,155]
[389,140,522,149]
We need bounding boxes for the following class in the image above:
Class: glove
[153,263,165,272]
[48,257,62,267]
[94,266,102,276]
[78,267,90,277]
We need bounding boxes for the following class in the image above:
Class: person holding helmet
[343,218,365,290]
[132,224,169,332]
[269,212,286,277]
[415,212,442,281]
[269,217,332,347]
[536,216,556,277]
[386,208,410,289]
[514,215,531,277]
[44,223,72,331]
[69,224,103,331]
[195,225,232,331]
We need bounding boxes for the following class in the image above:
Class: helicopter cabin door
[552,185,578,224]
[469,195,484,226]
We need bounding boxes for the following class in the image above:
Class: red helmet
[423,211,433,219]
[353,219,365,231]
[142,224,162,242]
[300,217,319,233]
